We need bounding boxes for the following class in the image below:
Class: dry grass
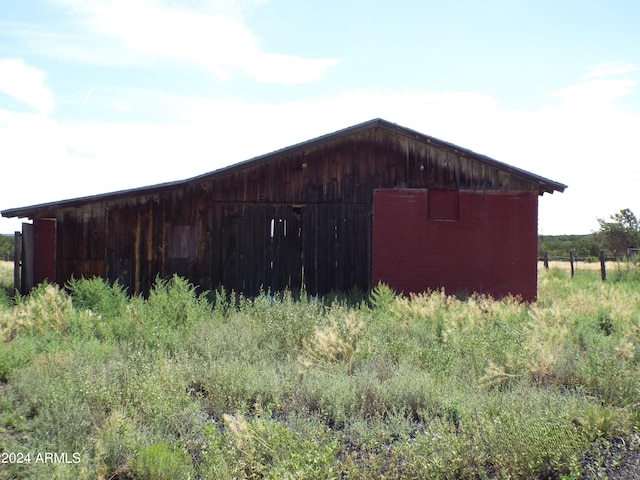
[538,260,618,273]
[298,309,365,374]
[0,260,13,291]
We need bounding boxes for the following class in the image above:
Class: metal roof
[1,118,567,219]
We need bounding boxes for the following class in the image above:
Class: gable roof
[1,118,566,219]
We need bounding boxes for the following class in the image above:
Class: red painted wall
[372,189,538,301]
[33,218,57,286]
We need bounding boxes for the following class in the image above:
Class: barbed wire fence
[540,249,640,281]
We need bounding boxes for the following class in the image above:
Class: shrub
[186,357,288,422]
[248,290,321,358]
[0,286,10,309]
[611,260,640,282]
[471,407,587,478]
[66,276,128,319]
[298,309,366,374]
[0,336,37,381]
[93,408,141,478]
[368,281,397,314]
[0,260,13,300]
[220,410,338,479]
[144,275,211,329]
[121,275,213,352]
[133,442,194,480]
[0,283,73,341]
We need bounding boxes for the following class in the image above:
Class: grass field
[539,259,628,271]
[1,264,639,478]
[0,261,12,291]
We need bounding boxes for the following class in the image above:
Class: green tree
[596,208,640,258]
[0,235,14,261]
[538,234,601,260]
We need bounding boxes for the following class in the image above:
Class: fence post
[600,250,606,281]
[570,251,575,278]
[544,252,549,270]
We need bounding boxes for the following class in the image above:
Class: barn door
[19,218,56,293]
[216,204,305,296]
[267,205,304,293]
[33,218,57,286]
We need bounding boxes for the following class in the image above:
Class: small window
[428,189,459,221]
[270,218,286,238]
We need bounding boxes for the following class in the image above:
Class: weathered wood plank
[13,231,21,293]
[21,223,34,292]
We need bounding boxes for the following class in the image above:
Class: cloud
[2,73,639,236]
[0,58,54,115]
[553,78,637,103]
[553,62,640,109]
[55,0,338,84]
[585,62,640,79]
[242,53,339,85]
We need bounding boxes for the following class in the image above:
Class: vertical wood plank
[13,231,21,293]
[21,223,34,292]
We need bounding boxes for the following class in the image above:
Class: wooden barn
[2,118,566,301]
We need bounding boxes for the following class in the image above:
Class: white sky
[1,0,639,235]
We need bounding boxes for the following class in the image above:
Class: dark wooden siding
[200,129,539,205]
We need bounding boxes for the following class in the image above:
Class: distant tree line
[539,208,640,261]
[0,235,13,261]
[538,234,601,261]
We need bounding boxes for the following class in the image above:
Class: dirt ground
[581,430,640,479]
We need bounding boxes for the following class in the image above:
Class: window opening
[428,190,459,221]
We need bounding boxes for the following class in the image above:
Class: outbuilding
[2,118,566,301]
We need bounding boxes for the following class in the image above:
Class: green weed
[133,442,194,480]
[66,276,127,320]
